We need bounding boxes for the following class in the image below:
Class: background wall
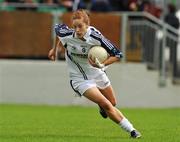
[0,11,141,61]
[0,11,52,58]
[0,60,179,108]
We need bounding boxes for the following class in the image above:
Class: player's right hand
[48,48,56,61]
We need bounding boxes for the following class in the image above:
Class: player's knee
[111,98,117,106]
[99,100,112,111]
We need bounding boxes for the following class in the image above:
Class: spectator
[39,0,58,4]
[165,3,180,29]
[91,0,111,12]
[128,0,138,11]
[164,3,179,75]
[76,0,92,10]
[16,0,38,11]
[110,0,129,11]
[139,0,162,18]
[58,0,73,11]
[38,0,60,12]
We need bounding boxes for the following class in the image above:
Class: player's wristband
[98,63,105,68]
[95,58,105,69]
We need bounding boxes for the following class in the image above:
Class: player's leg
[83,87,141,138]
[83,87,123,123]
[97,86,116,118]
[70,79,141,138]
[99,85,116,106]
[98,105,108,118]
[100,85,141,138]
[96,74,116,118]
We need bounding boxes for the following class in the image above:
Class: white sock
[119,118,135,132]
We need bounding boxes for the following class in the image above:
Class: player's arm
[48,37,65,61]
[99,48,122,68]
[48,23,71,61]
[102,56,119,66]
[89,56,119,68]
[99,36,123,63]
[90,30,123,67]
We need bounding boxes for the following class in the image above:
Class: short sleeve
[89,27,123,58]
[54,24,74,46]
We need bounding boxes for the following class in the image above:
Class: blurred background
[0,0,180,107]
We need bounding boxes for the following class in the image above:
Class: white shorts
[70,73,111,96]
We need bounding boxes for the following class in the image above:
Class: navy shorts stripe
[70,80,82,96]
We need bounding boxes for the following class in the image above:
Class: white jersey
[55,24,123,81]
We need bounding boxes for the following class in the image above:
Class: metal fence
[119,12,180,86]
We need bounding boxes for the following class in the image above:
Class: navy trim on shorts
[70,80,82,96]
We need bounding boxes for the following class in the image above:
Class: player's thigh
[99,85,117,106]
[95,74,117,106]
[83,87,110,106]
[70,79,97,96]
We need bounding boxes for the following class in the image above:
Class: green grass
[0,104,180,142]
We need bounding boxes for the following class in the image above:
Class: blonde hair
[72,9,90,25]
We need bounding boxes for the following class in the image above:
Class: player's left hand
[48,48,56,61]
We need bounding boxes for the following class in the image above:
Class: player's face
[72,19,88,39]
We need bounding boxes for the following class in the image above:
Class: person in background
[90,0,111,12]
[58,0,73,11]
[128,0,138,11]
[39,0,58,5]
[16,0,38,11]
[37,0,60,12]
[164,3,180,80]
[77,0,93,10]
[165,3,180,30]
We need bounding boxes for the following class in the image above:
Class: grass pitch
[0,104,180,142]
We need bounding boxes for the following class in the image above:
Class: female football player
[48,9,141,138]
